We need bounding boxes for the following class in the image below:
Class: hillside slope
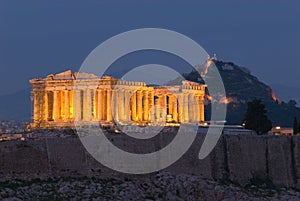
[184,59,300,127]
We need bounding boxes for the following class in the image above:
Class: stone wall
[0,134,299,189]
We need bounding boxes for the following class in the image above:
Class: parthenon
[30,70,205,128]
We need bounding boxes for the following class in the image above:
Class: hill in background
[183,59,300,127]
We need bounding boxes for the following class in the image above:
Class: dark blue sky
[0,0,299,102]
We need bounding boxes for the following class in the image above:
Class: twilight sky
[0,0,299,102]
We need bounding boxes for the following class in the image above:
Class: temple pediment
[74,72,99,80]
[45,70,99,80]
[46,70,74,80]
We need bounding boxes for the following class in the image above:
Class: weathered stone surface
[0,133,300,190]
[0,140,49,180]
[225,135,267,185]
[225,135,251,185]
[267,136,294,188]
[167,134,212,177]
[206,135,227,180]
[292,136,300,189]
[46,138,88,176]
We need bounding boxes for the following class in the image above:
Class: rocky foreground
[0,172,299,201]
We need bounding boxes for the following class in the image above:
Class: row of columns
[33,88,205,124]
[153,93,204,123]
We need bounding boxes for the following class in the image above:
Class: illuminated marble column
[102,90,107,121]
[116,89,124,121]
[173,96,178,122]
[64,90,70,120]
[44,91,48,121]
[199,95,205,122]
[69,90,74,119]
[106,89,112,122]
[113,90,119,121]
[83,89,92,121]
[169,95,173,116]
[118,90,125,122]
[92,89,97,121]
[149,90,154,122]
[188,94,193,122]
[154,97,160,122]
[162,94,167,122]
[33,91,39,122]
[183,93,189,123]
[191,94,198,123]
[155,97,160,122]
[97,89,103,120]
[124,90,130,121]
[53,90,60,121]
[59,91,65,120]
[102,90,106,121]
[178,94,183,123]
[73,90,81,121]
[190,93,196,122]
[194,95,199,122]
[137,90,143,121]
[131,91,137,121]
[88,89,93,121]
[194,95,198,122]
[143,91,149,121]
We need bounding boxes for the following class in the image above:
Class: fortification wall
[0,134,299,189]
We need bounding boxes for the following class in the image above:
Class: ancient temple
[29,70,205,128]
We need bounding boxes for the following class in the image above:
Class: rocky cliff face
[0,133,300,190]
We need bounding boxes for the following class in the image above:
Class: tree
[294,117,299,135]
[243,99,272,135]
[288,100,297,107]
